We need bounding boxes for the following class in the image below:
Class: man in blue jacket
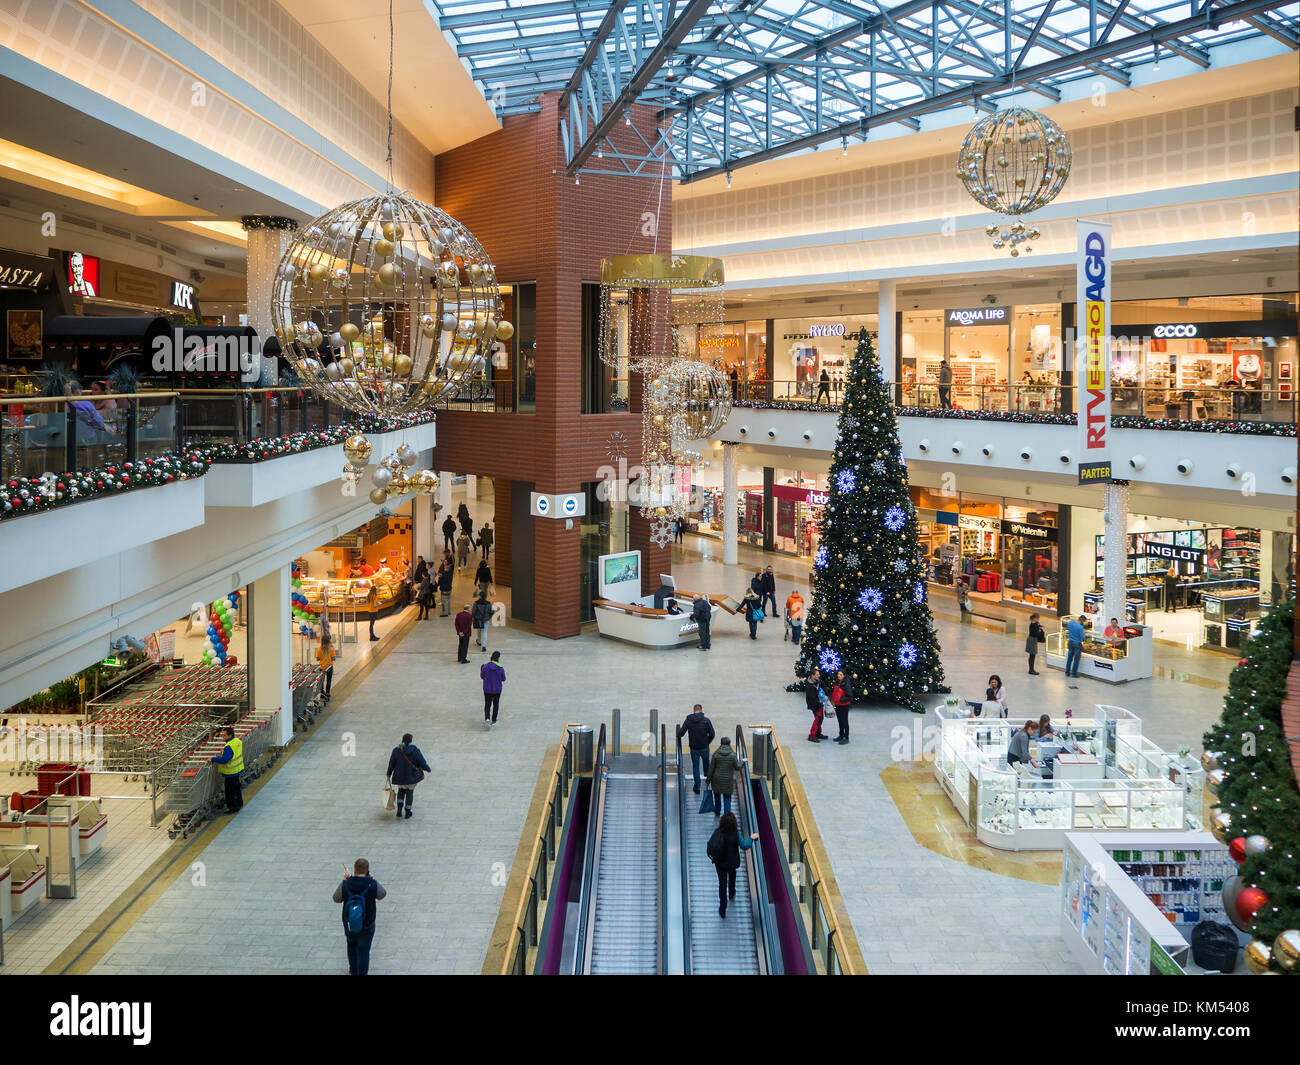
[1065,615,1087,679]
[386,733,432,820]
[481,651,506,731]
[332,858,386,975]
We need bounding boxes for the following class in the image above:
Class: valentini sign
[1075,219,1112,485]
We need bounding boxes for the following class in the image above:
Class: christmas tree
[792,329,946,711]
[1201,600,1300,974]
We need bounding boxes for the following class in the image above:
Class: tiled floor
[45,487,1233,976]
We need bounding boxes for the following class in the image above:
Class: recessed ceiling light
[1231,258,1239,262]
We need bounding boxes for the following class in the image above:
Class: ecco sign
[1152,324,1198,338]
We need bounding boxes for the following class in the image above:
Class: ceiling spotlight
[596,148,603,158]
[726,171,732,188]
[841,137,848,156]
[1153,45,1160,71]
[575,174,580,185]
[625,113,631,125]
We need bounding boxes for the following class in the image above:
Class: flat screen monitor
[603,553,639,587]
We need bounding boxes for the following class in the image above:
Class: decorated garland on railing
[203,410,438,463]
[2,450,211,520]
[730,399,1295,436]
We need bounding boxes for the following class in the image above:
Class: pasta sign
[1076,220,1112,485]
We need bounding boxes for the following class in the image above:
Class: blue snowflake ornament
[814,546,829,569]
[858,587,883,612]
[898,641,918,668]
[835,469,856,493]
[818,647,842,672]
[883,505,906,531]
[913,581,926,605]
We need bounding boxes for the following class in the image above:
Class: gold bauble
[376,262,399,288]
[381,221,404,242]
[1245,939,1273,975]
[1273,930,1300,971]
[276,324,297,344]
[418,314,438,339]
[342,433,372,467]
[340,357,355,376]
[386,471,411,497]
[1210,810,1233,843]
[339,322,360,343]
[394,354,413,377]
[412,470,439,496]
[1207,768,1226,797]
[381,353,395,372]
[308,263,328,284]
[368,487,387,505]
[653,414,665,425]
[374,238,394,257]
[496,320,515,341]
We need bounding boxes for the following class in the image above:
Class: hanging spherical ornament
[1206,768,1226,796]
[1243,834,1270,857]
[1210,809,1233,843]
[411,469,439,496]
[396,444,419,468]
[368,487,388,505]
[272,190,499,415]
[956,105,1071,257]
[1273,930,1300,971]
[371,465,393,490]
[1235,885,1270,929]
[1202,750,1223,772]
[1229,836,1247,863]
[342,434,372,467]
[496,320,515,341]
[1244,939,1274,975]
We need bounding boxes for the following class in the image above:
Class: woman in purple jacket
[481,651,506,731]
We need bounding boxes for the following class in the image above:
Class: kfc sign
[171,281,195,310]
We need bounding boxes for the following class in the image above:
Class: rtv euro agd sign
[1076,220,1112,486]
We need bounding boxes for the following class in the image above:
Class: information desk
[1045,624,1153,683]
[590,551,724,649]
[1061,833,1237,975]
[932,705,1204,851]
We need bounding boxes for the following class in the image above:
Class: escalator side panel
[536,779,590,975]
[750,778,814,975]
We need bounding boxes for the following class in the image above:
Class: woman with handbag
[740,589,763,639]
[706,812,758,920]
[385,732,432,820]
[830,669,854,745]
[1026,613,1046,675]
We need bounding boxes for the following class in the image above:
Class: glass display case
[1016,779,1070,831]
[978,765,1015,835]
[1045,626,1154,683]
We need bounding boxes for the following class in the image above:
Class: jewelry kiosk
[1045,624,1153,682]
[591,550,721,649]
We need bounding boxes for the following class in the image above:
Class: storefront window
[772,470,828,558]
[1001,499,1060,612]
[698,321,765,400]
[773,315,877,402]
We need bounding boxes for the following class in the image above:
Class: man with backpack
[675,704,715,794]
[332,858,386,975]
[691,594,712,651]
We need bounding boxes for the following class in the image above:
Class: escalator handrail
[735,725,778,975]
[657,723,666,976]
[571,723,608,974]
[675,729,693,974]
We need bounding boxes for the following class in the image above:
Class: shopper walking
[749,570,764,599]
[785,589,804,645]
[365,585,379,642]
[316,635,335,702]
[676,704,715,794]
[479,521,494,559]
[707,812,758,920]
[480,651,506,730]
[1065,615,1086,679]
[416,573,434,620]
[759,564,777,619]
[385,732,431,819]
[804,667,828,742]
[474,557,493,598]
[437,556,454,616]
[454,604,472,663]
[441,515,457,554]
[332,858,386,976]
[209,725,244,813]
[831,669,854,744]
[472,591,493,651]
[704,735,738,819]
[1163,567,1177,612]
[457,502,477,547]
[815,368,831,404]
[938,358,954,408]
[1026,613,1046,675]
[691,594,712,650]
[674,517,686,544]
[740,589,762,639]
[455,532,471,572]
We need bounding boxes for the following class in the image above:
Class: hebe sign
[1076,220,1112,485]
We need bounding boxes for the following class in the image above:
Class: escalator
[538,715,813,975]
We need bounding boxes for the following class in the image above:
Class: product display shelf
[1061,833,1230,974]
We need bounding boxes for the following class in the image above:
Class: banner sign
[945,306,1009,326]
[1143,541,1204,564]
[1076,220,1112,485]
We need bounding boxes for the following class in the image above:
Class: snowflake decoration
[893,559,908,572]
[913,581,926,605]
[843,551,860,569]
[818,647,842,672]
[604,431,629,462]
[883,505,906,531]
[898,641,918,668]
[814,546,829,569]
[870,459,886,475]
[858,587,883,612]
[838,611,853,629]
[842,415,858,431]
[835,469,856,493]
[649,517,673,548]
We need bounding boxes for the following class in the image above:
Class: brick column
[494,477,512,587]
[533,518,582,638]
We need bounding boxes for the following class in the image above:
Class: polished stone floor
[85,490,1232,976]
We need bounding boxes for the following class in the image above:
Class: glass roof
[427,0,1300,178]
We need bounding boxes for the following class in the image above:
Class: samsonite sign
[1076,220,1111,485]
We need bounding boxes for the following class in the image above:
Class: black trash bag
[1191,920,1239,974]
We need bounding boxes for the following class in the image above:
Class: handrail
[499,722,579,975]
[734,724,776,976]
[674,728,693,974]
[1,391,180,405]
[746,723,859,975]
[658,723,667,977]
[572,722,608,974]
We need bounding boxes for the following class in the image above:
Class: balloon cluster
[290,564,321,629]
[201,592,239,666]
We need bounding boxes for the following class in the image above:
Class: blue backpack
[343,878,368,932]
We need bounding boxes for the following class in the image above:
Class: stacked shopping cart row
[289,664,324,730]
[167,707,281,825]
[92,703,232,775]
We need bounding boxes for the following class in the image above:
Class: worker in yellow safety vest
[209,725,244,814]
